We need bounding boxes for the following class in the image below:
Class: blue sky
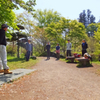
[15,0,100,22]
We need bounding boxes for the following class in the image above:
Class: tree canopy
[46,17,88,55]
[34,9,61,28]
[78,9,95,27]
[0,0,36,28]
[16,11,35,36]
[86,23,97,37]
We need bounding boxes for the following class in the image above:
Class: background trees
[0,0,36,29]
[46,17,87,55]
[1,1,100,59]
[16,12,35,36]
[0,0,36,58]
[86,23,97,37]
[78,9,95,27]
[78,9,97,37]
[94,25,100,55]
[0,0,17,29]
[32,9,61,54]
[34,9,61,27]
[32,27,48,55]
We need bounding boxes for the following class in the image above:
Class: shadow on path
[76,64,93,68]
[8,58,25,62]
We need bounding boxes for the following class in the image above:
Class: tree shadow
[66,60,78,64]
[76,64,93,68]
[8,58,25,62]
[66,62,78,64]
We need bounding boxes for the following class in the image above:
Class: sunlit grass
[92,61,100,65]
[7,56,39,70]
[60,58,66,62]
[60,57,100,64]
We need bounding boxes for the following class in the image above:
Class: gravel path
[0,57,100,100]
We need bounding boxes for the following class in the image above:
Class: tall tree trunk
[17,35,20,58]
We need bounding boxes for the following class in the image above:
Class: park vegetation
[0,1,100,61]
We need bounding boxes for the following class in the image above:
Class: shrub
[7,45,16,55]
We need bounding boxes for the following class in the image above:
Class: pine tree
[78,9,95,27]
[79,10,87,27]
[87,9,91,24]
[90,15,95,23]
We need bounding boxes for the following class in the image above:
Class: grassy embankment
[7,55,39,70]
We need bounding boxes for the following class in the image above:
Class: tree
[46,17,71,55]
[16,12,35,36]
[32,27,49,52]
[0,0,36,13]
[87,9,91,25]
[13,0,36,13]
[86,23,97,37]
[34,9,61,28]
[79,10,87,27]
[32,9,61,53]
[93,25,100,55]
[87,37,96,54]
[0,0,17,29]
[46,18,87,55]
[78,9,95,27]
[15,12,36,58]
[90,15,95,23]
[0,0,36,29]
[69,20,87,51]
[94,25,100,42]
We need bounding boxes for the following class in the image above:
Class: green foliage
[87,37,96,54]
[79,9,95,27]
[0,0,36,38]
[86,23,97,36]
[46,17,88,55]
[69,20,87,40]
[0,0,36,13]
[46,18,87,42]
[0,3,17,30]
[34,9,61,28]
[92,24,100,56]
[16,12,35,35]
[0,1,17,38]
[6,44,16,55]
[32,9,62,54]
[94,25,100,42]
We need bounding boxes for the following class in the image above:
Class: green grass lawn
[7,56,39,70]
[60,58,66,62]
[60,58,100,64]
[92,61,100,65]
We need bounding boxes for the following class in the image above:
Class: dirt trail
[0,57,100,100]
